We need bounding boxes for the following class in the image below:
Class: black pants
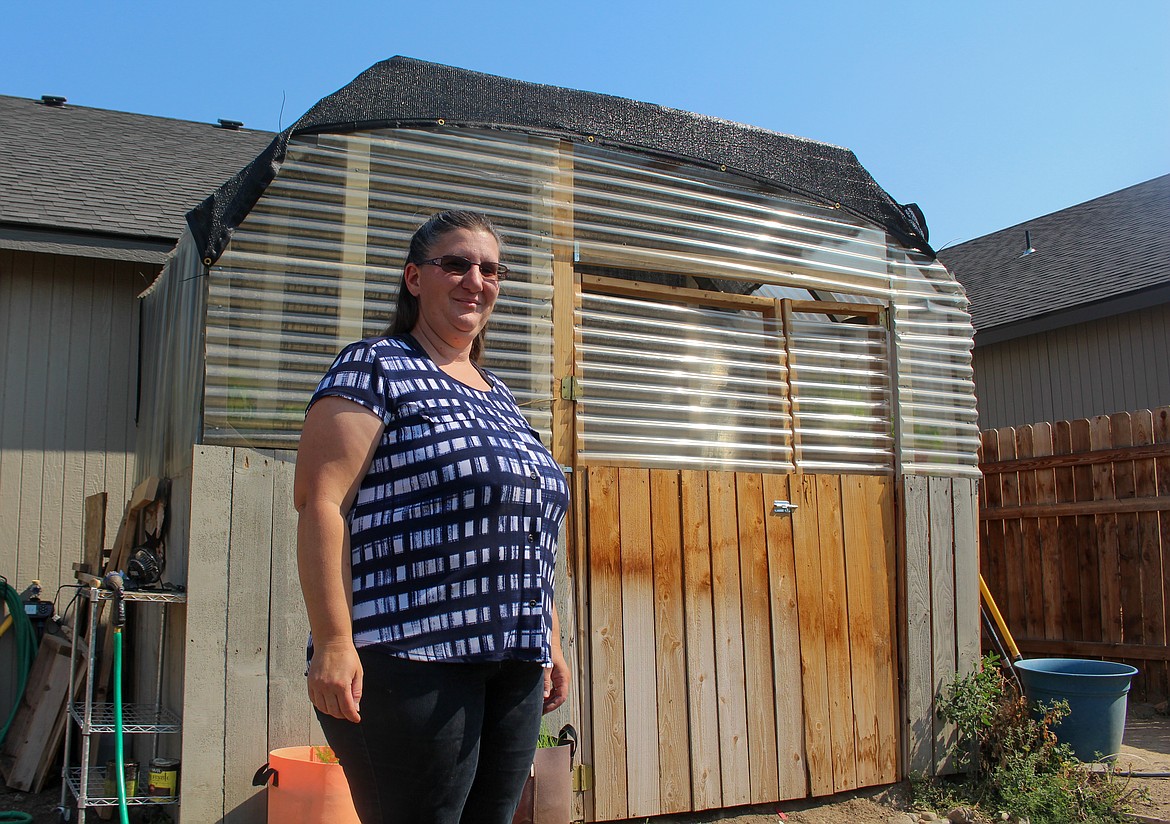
[316,649,544,824]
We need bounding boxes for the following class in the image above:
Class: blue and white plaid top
[308,334,570,664]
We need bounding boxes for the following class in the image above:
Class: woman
[295,210,570,824]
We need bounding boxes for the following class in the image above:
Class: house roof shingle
[0,94,272,253]
[938,174,1170,335]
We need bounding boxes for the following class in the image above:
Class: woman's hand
[543,651,569,715]
[543,603,569,714]
[307,638,364,722]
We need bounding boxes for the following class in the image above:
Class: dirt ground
[5,705,1170,823]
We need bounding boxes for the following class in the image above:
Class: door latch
[772,500,798,515]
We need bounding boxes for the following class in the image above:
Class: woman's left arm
[543,603,569,714]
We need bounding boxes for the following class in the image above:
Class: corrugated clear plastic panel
[786,315,893,472]
[576,291,794,471]
[205,128,558,448]
[196,124,979,475]
[571,144,895,298]
[890,247,980,476]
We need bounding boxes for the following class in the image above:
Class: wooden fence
[979,407,1170,701]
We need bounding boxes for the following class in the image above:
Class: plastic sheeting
[178,125,976,475]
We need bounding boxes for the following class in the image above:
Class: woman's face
[403,228,501,351]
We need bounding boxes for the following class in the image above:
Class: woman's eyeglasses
[421,255,509,280]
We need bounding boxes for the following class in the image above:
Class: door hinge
[572,763,592,791]
[560,376,582,401]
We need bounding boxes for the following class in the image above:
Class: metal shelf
[82,587,187,604]
[61,583,185,819]
[66,768,178,807]
[69,702,182,734]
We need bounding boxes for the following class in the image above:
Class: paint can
[147,757,181,797]
[104,760,138,798]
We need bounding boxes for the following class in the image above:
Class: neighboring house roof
[0,94,272,263]
[190,56,934,264]
[939,174,1170,344]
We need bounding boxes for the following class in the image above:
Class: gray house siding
[973,301,1170,429]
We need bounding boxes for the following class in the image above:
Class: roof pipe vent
[1020,230,1037,258]
[40,95,67,107]
[216,118,244,130]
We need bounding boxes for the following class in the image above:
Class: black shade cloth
[187,56,932,264]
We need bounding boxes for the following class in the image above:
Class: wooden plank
[929,477,958,774]
[1133,411,1167,699]
[93,477,161,707]
[841,476,881,788]
[1052,422,1084,640]
[550,140,576,470]
[815,475,856,793]
[953,478,981,676]
[224,450,276,823]
[980,441,1170,473]
[902,475,933,776]
[873,476,900,784]
[649,469,691,814]
[617,467,659,817]
[180,446,234,823]
[735,472,779,803]
[1112,414,1145,664]
[680,469,722,810]
[1031,423,1062,639]
[980,430,1007,635]
[1090,415,1123,644]
[791,474,832,795]
[761,473,806,800]
[0,634,72,791]
[587,466,627,821]
[1156,408,1170,705]
[581,272,775,312]
[981,496,1170,519]
[83,493,108,576]
[997,428,1026,640]
[1015,427,1044,639]
[1070,419,1102,641]
[708,471,751,807]
[1015,638,1170,662]
[571,468,594,824]
[267,453,313,751]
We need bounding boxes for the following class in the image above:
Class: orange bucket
[253,746,359,824]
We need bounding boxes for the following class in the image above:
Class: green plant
[312,745,340,764]
[536,722,559,749]
[912,654,1144,823]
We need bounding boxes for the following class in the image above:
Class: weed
[912,654,1145,823]
[311,745,340,764]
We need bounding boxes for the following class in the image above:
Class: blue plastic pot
[1013,657,1138,762]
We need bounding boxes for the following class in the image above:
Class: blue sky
[3,1,1167,249]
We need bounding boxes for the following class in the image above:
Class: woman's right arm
[294,395,384,722]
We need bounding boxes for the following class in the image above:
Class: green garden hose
[0,580,37,824]
[114,622,130,824]
[0,579,38,747]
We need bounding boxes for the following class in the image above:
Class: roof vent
[1020,230,1037,258]
[216,118,244,130]
[40,95,67,107]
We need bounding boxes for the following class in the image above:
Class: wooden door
[576,468,899,821]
